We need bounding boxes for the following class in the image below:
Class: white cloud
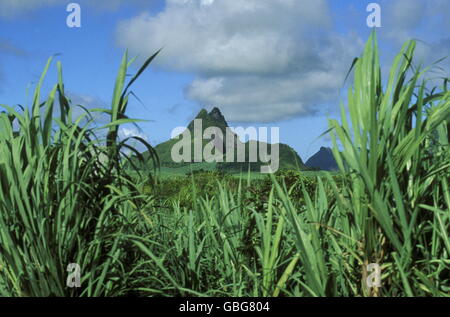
[117,127,150,154]
[117,0,332,76]
[186,70,341,122]
[64,93,149,144]
[116,0,365,122]
[383,0,450,42]
[119,127,148,141]
[64,92,110,126]
[381,0,450,82]
[385,0,424,41]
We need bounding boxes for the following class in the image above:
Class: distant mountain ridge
[149,107,306,172]
[305,147,338,171]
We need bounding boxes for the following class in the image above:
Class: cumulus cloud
[116,0,365,122]
[119,127,150,153]
[118,0,332,75]
[55,93,151,146]
[119,127,148,141]
[383,0,450,43]
[383,0,425,43]
[64,92,110,126]
[381,0,450,81]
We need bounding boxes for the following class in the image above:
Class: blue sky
[0,0,448,161]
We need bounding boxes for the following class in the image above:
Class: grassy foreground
[0,33,449,297]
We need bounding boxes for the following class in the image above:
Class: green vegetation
[0,50,160,296]
[0,32,449,297]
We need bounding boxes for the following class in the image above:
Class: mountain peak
[305,147,337,171]
[188,107,229,132]
[209,107,224,120]
[152,106,306,171]
[195,108,209,119]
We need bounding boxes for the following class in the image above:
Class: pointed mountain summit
[305,147,338,171]
[187,107,229,134]
[147,107,306,172]
[209,107,227,125]
[154,107,233,167]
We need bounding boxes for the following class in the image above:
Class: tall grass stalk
[0,51,159,296]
